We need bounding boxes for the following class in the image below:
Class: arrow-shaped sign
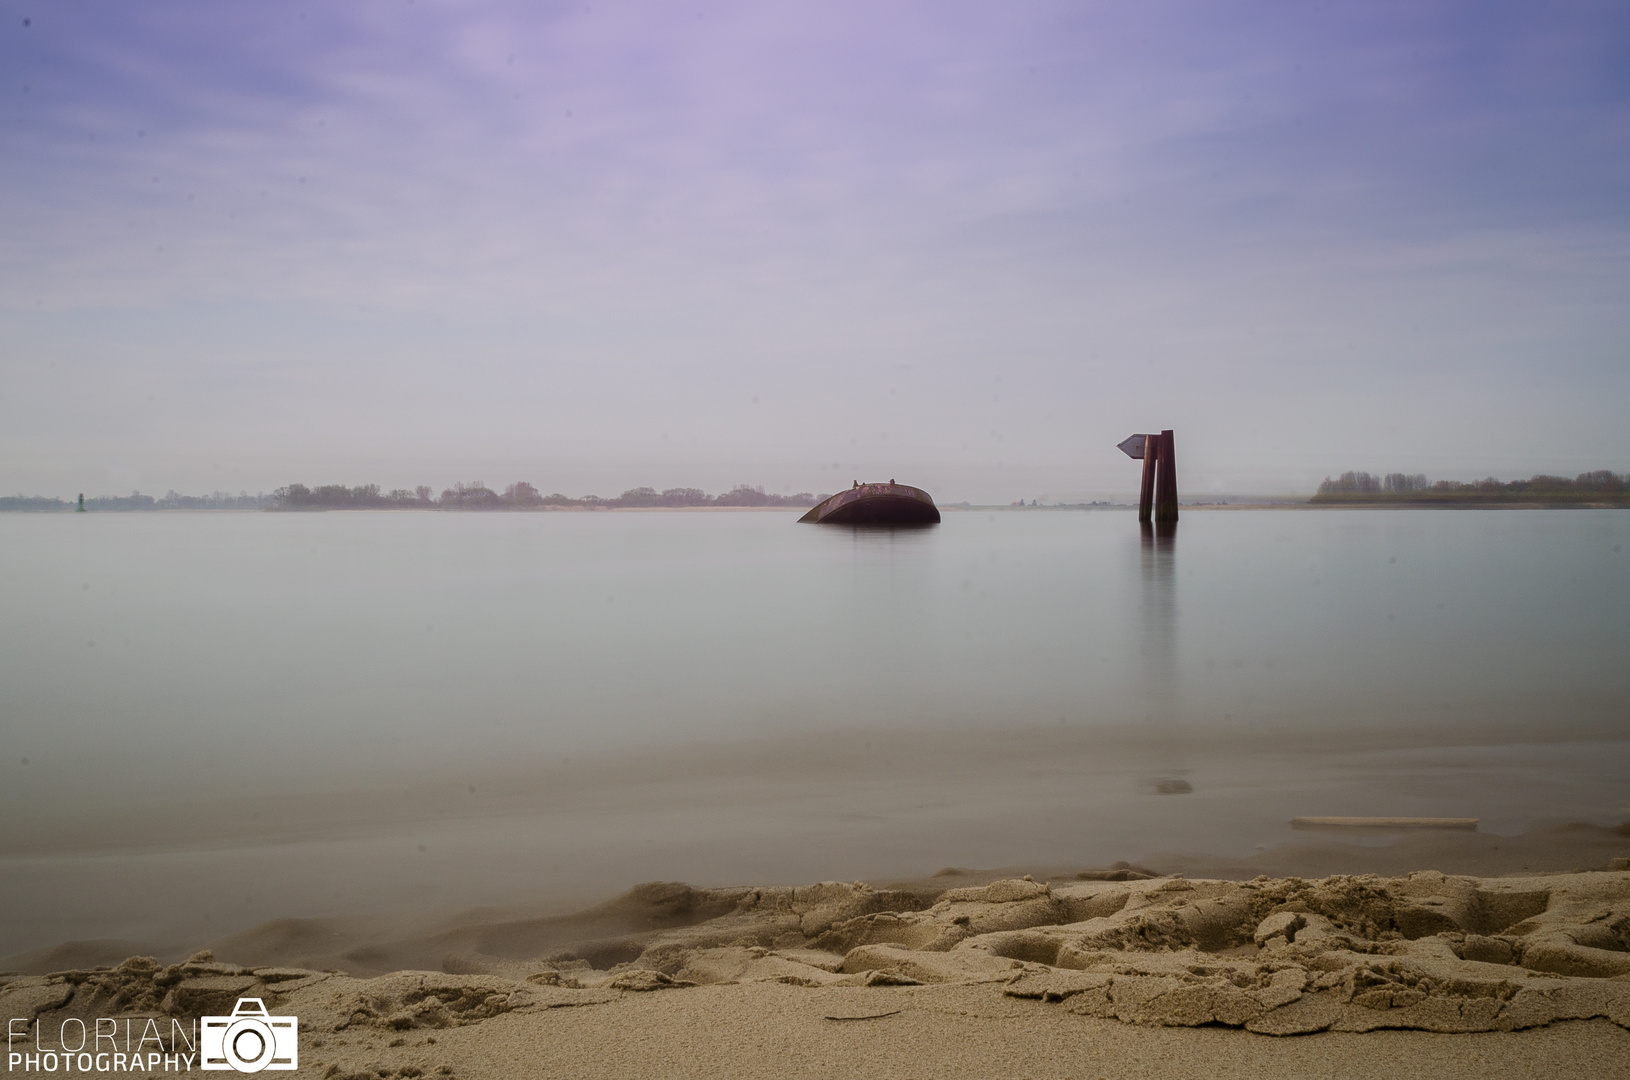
[1117,434,1147,460]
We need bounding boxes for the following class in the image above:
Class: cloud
[1,0,1627,497]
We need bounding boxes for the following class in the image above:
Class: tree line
[1313,470,1629,503]
[270,482,825,510]
[0,490,274,512]
[1,483,827,512]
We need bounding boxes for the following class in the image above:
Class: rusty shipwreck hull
[798,482,941,525]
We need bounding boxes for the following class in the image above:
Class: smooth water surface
[2,508,1626,956]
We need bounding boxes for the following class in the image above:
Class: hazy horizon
[8,469,1629,507]
[4,1,1628,502]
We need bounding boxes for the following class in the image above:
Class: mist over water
[2,508,1627,958]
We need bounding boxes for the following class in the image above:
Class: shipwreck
[798,480,941,526]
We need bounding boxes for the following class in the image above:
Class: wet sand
[5,720,1627,965]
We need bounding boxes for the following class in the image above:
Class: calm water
[2,508,1627,956]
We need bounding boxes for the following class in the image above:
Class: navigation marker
[1120,430,1177,525]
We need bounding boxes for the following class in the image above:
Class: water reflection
[837,522,940,546]
[831,522,941,692]
[1138,521,1189,793]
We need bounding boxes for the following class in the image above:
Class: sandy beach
[7,825,1630,1078]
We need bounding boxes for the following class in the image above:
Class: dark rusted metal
[1138,436,1159,523]
[1154,429,1178,523]
[798,481,941,525]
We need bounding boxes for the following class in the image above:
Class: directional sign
[1117,434,1147,460]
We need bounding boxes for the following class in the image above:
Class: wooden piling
[1154,429,1178,523]
[1137,436,1159,523]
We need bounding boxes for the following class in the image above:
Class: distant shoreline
[8,499,1630,514]
[1310,469,1628,507]
[0,481,826,514]
[1186,500,1630,511]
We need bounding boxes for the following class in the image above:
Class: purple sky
[3,0,1627,501]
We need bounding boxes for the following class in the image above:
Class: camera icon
[200,998,298,1072]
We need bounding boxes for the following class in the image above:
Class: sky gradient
[3,0,1628,501]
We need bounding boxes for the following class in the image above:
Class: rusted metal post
[1137,436,1158,523]
[1154,429,1178,523]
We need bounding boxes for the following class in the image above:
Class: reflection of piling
[1137,512,1185,791]
[1153,430,1178,523]
[1140,519,1177,543]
